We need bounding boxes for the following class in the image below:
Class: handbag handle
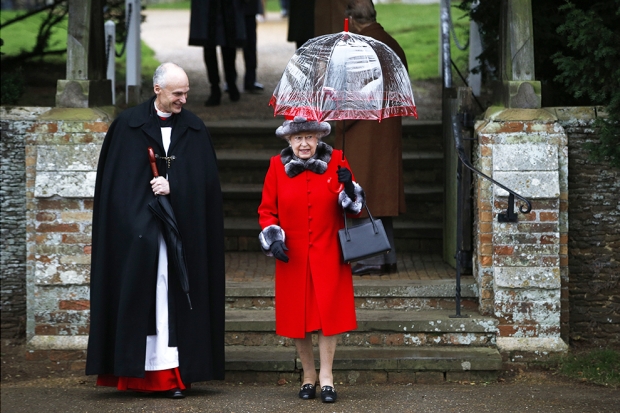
[342,203,379,242]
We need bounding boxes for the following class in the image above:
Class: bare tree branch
[0,0,67,29]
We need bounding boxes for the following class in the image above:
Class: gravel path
[142,10,297,123]
[2,373,619,413]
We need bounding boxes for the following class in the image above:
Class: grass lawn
[0,9,160,83]
[554,349,620,388]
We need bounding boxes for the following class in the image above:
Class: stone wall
[472,107,569,354]
[1,107,50,340]
[23,107,113,354]
[2,103,618,355]
[560,108,620,347]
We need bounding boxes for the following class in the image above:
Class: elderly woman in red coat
[258,116,364,403]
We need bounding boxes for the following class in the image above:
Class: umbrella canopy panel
[270,31,417,122]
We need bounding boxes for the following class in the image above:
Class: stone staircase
[212,120,502,384]
[213,119,445,253]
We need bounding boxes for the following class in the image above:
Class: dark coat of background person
[334,22,408,218]
[189,0,246,47]
[86,97,226,384]
[288,0,346,48]
[287,0,315,48]
[315,0,347,36]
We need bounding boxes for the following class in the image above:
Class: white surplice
[144,104,178,371]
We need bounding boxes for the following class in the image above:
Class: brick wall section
[559,108,620,347]
[472,108,568,352]
[1,107,50,339]
[23,107,113,349]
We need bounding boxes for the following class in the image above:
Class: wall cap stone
[37,107,117,122]
[28,335,87,350]
[545,106,609,121]
[0,106,53,120]
[484,107,557,121]
[496,337,568,353]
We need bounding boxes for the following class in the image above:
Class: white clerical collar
[154,101,172,118]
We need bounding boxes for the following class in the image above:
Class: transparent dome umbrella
[269,29,417,124]
[269,24,417,191]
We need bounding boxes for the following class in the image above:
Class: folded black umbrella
[147,147,192,310]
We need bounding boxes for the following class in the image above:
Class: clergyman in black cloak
[86,62,225,397]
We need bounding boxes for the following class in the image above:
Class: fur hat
[275,116,331,140]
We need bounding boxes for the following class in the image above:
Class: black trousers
[243,14,257,88]
[203,46,237,89]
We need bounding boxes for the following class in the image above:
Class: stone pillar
[473,107,568,355]
[56,0,112,108]
[494,0,541,109]
[25,108,113,361]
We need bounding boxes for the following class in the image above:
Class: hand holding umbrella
[147,147,192,310]
[337,166,355,200]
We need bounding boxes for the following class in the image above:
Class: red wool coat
[258,149,358,338]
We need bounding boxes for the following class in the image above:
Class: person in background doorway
[189,0,246,106]
[280,0,289,17]
[242,0,265,93]
[334,0,409,276]
[315,0,348,35]
[287,0,315,49]
[287,0,347,50]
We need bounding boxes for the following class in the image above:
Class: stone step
[226,278,477,310]
[224,345,502,384]
[209,120,443,151]
[221,183,444,219]
[226,308,492,333]
[216,150,444,186]
[224,308,496,348]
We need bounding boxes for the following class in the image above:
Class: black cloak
[85,97,225,384]
[188,0,246,48]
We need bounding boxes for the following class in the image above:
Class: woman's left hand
[150,176,170,196]
[337,167,355,200]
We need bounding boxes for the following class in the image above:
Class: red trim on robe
[97,367,187,392]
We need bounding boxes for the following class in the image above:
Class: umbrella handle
[327,178,344,194]
[147,147,159,178]
[327,165,344,194]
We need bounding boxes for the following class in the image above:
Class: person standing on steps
[334,0,408,276]
[287,0,346,50]
[86,63,226,399]
[287,0,315,49]
[315,0,348,35]
[258,117,365,403]
[189,0,246,106]
[242,0,265,93]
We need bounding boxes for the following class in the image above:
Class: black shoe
[204,88,221,106]
[320,385,337,403]
[351,263,382,276]
[167,388,185,399]
[298,383,316,400]
[245,82,264,93]
[228,84,241,102]
[382,263,398,274]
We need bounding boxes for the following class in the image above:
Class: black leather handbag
[338,204,391,263]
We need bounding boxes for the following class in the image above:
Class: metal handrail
[451,114,532,216]
[449,113,532,319]
[441,0,533,318]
